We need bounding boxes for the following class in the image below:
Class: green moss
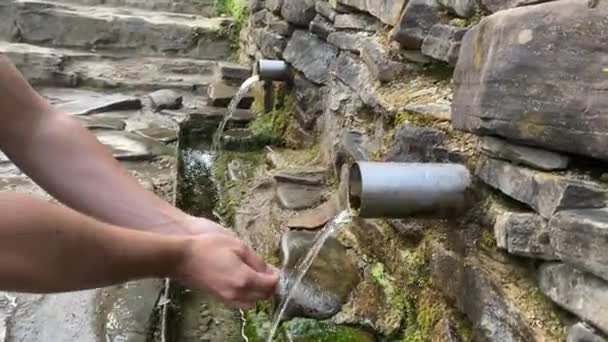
[480,229,497,250]
[282,319,376,342]
[249,92,296,147]
[244,301,274,342]
[215,0,248,58]
[394,112,438,128]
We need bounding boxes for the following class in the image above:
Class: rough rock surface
[539,263,608,334]
[479,136,569,171]
[437,0,477,17]
[148,89,183,111]
[494,211,557,260]
[252,28,287,59]
[567,322,607,342]
[333,53,386,111]
[95,130,173,161]
[207,81,254,109]
[386,125,460,163]
[481,0,556,13]
[266,13,293,36]
[327,32,368,52]
[421,24,467,65]
[272,167,326,186]
[452,0,608,161]
[360,39,405,83]
[315,0,337,21]
[391,0,441,49]
[404,102,451,121]
[276,183,324,210]
[550,209,608,282]
[287,197,339,229]
[278,230,359,320]
[476,157,608,218]
[334,13,380,31]
[293,73,324,130]
[284,30,338,84]
[266,0,283,13]
[42,88,142,116]
[219,62,252,81]
[281,0,317,27]
[309,14,336,40]
[336,0,408,25]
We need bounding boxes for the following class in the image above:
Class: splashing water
[212,75,260,153]
[266,210,355,342]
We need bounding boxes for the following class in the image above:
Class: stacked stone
[449,0,608,340]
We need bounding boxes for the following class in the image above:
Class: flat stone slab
[95,130,173,161]
[207,81,254,109]
[550,209,608,282]
[134,127,178,143]
[76,115,126,130]
[476,157,608,218]
[404,102,451,121]
[219,62,252,81]
[539,263,608,335]
[567,322,607,342]
[494,211,557,260]
[479,136,569,171]
[272,167,326,186]
[41,88,141,116]
[166,106,255,122]
[276,183,323,210]
[283,30,338,85]
[287,197,339,229]
[147,89,183,112]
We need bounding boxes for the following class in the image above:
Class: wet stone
[173,106,255,122]
[539,263,608,335]
[276,183,324,210]
[76,115,126,131]
[282,318,375,341]
[287,196,339,229]
[568,322,607,342]
[219,62,252,81]
[334,13,380,31]
[476,157,608,219]
[309,14,335,40]
[147,89,183,111]
[479,136,569,171]
[278,230,360,320]
[134,127,178,143]
[207,81,254,109]
[421,24,468,65]
[41,88,142,116]
[95,130,173,161]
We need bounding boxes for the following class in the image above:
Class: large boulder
[550,209,608,282]
[452,0,608,161]
[539,263,608,335]
[567,322,607,342]
[391,0,442,49]
[479,136,569,171]
[283,30,338,84]
[281,0,317,27]
[476,157,608,218]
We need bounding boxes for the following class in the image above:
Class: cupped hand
[174,233,279,308]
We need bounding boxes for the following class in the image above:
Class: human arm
[0,191,277,306]
[0,54,211,235]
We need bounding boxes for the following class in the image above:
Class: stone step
[49,0,216,16]
[0,42,218,91]
[1,0,232,59]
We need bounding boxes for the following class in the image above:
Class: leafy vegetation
[215,0,249,57]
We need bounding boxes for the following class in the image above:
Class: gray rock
[293,73,324,130]
[452,0,608,161]
[494,211,557,260]
[334,13,380,31]
[315,1,337,21]
[134,127,178,143]
[431,243,536,341]
[479,136,570,171]
[333,130,371,174]
[95,130,172,161]
[404,102,451,121]
[476,157,608,219]
[219,62,252,81]
[41,88,142,116]
[360,39,405,82]
[147,89,182,111]
[568,322,607,342]
[437,0,477,17]
[273,167,326,185]
[276,183,324,210]
[174,106,255,123]
[539,263,608,335]
[284,30,338,84]
[278,230,359,320]
[250,8,269,27]
[252,28,287,59]
[76,115,126,131]
[328,0,356,12]
[401,50,432,64]
[388,219,425,237]
[250,0,265,12]
[309,14,335,40]
[481,0,555,13]
[327,32,368,52]
[265,0,283,13]
[550,209,608,282]
[335,0,368,11]
[333,53,385,110]
[281,0,317,27]
[386,125,460,163]
[391,0,442,49]
[287,197,339,229]
[421,24,468,65]
[207,81,254,109]
[366,0,409,26]
[266,14,293,37]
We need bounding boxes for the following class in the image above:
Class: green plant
[215,0,249,57]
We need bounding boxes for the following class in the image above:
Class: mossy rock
[283,319,376,342]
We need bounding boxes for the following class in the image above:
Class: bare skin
[0,54,278,307]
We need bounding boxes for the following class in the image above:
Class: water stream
[211,75,260,153]
[266,210,355,342]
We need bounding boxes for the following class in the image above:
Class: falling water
[211,75,260,153]
[266,210,355,342]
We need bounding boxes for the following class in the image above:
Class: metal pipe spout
[256,59,291,82]
[348,162,472,219]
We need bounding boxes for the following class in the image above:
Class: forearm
[0,192,187,293]
[0,55,192,234]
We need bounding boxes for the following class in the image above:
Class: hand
[174,233,279,308]
[165,213,234,236]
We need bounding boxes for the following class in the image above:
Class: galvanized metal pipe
[256,59,290,82]
[348,162,472,219]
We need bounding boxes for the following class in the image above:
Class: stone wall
[242,0,608,340]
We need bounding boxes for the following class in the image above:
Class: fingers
[237,245,270,273]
